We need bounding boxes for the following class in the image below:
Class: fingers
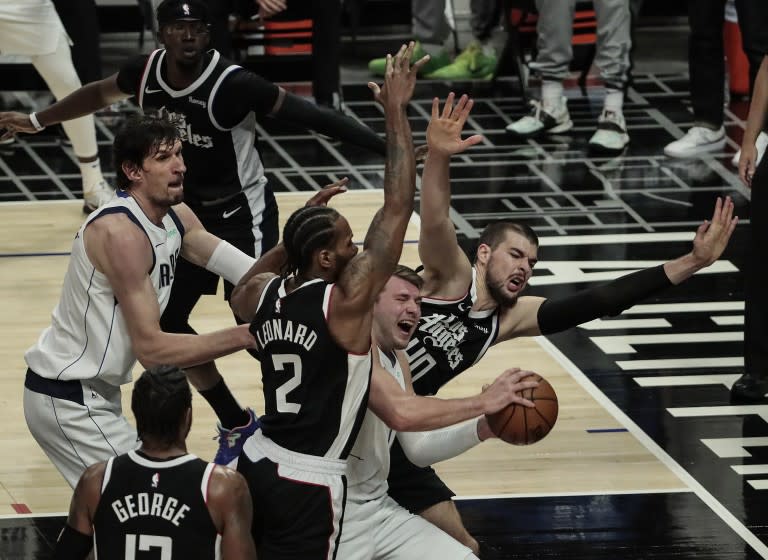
[411,54,432,73]
[431,97,440,119]
[367,81,381,97]
[441,92,455,119]
[459,134,485,149]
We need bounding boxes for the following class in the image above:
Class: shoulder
[75,461,107,500]
[207,465,249,506]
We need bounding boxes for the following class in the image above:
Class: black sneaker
[731,374,768,402]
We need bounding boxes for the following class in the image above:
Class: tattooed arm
[328,43,426,353]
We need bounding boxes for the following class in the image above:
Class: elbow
[384,409,419,432]
[230,287,254,323]
[132,340,164,370]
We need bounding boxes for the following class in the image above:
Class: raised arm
[207,466,257,560]
[85,215,255,368]
[0,74,128,141]
[496,196,739,342]
[329,43,427,352]
[367,349,537,432]
[739,55,768,186]
[418,94,484,299]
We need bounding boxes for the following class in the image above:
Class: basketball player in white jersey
[0,0,112,212]
[54,365,256,559]
[337,265,534,560]
[23,115,262,488]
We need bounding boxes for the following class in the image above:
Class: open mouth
[397,320,414,336]
[508,275,525,291]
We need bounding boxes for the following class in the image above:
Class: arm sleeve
[396,418,482,468]
[212,69,281,127]
[536,264,673,335]
[115,54,150,96]
[275,92,386,155]
[52,525,93,560]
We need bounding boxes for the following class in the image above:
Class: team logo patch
[151,472,160,488]
[182,3,191,16]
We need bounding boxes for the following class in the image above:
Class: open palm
[426,93,484,157]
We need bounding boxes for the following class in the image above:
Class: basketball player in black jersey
[53,365,256,560]
[382,92,740,554]
[227,43,428,560]
[0,0,390,465]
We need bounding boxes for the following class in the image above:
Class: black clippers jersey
[250,277,372,459]
[405,270,500,396]
[93,452,219,559]
[136,49,266,205]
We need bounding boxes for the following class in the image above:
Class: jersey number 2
[273,354,302,413]
[125,534,172,559]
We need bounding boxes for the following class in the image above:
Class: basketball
[486,375,558,445]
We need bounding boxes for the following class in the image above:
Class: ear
[476,243,491,265]
[317,249,333,270]
[122,161,142,183]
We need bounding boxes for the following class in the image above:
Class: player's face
[484,231,538,307]
[328,216,358,279]
[373,276,422,351]
[160,20,210,66]
[140,139,186,207]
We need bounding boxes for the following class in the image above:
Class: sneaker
[588,110,630,153]
[730,374,768,402]
[663,126,726,158]
[731,131,768,167]
[368,41,450,77]
[425,42,497,81]
[213,408,260,466]
[505,97,573,137]
[82,180,115,214]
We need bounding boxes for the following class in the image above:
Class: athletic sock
[603,88,624,114]
[541,80,564,110]
[79,158,103,192]
[199,379,250,429]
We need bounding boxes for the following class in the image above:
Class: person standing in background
[0,0,113,212]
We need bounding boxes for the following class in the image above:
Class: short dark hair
[132,365,192,446]
[392,264,423,290]
[475,221,539,261]
[112,115,181,190]
[281,205,341,278]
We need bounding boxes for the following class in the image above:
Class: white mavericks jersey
[25,193,184,386]
[346,347,407,501]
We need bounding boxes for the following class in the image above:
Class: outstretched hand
[481,368,539,414]
[691,196,738,266]
[426,93,484,157]
[305,177,349,207]
[0,111,39,143]
[367,42,430,111]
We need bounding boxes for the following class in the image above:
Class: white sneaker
[505,97,573,137]
[588,110,629,153]
[731,131,768,167]
[664,126,726,158]
[83,180,115,214]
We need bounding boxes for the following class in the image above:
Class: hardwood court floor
[0,72,766,558]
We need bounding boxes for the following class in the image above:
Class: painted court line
[536,335,768,558]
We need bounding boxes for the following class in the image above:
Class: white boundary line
[455,488,689,501]
[0,511,67,519]
[535,335,768,558]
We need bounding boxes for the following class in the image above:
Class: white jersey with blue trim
[346,347,406,501]
[24,193,184,386]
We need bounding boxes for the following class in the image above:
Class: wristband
[29,112,46,131]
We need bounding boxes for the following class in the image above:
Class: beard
[486,276,520,307]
